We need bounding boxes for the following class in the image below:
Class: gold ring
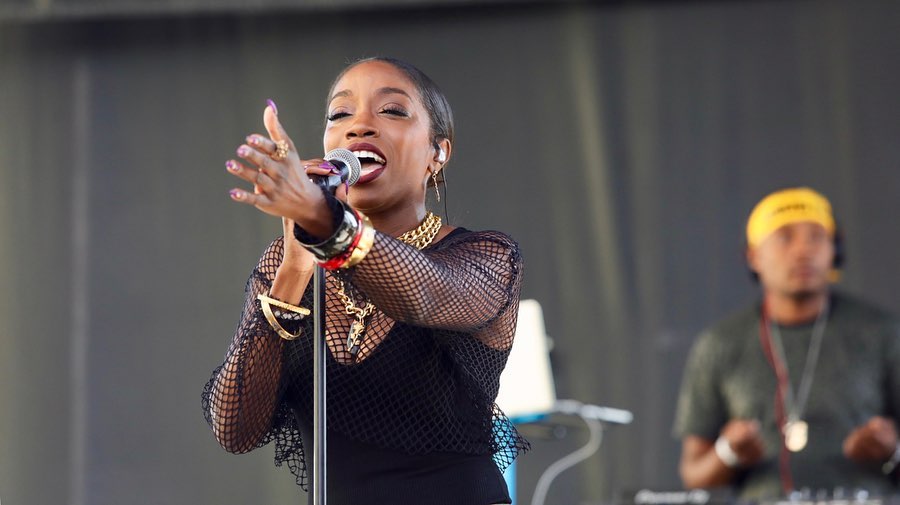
[271,140,289,161]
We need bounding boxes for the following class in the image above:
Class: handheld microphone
[313,148,361,193]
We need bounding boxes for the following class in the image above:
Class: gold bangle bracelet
[257,294,309,341]
[257,294,310,316]
[260,302,302,340]
[341,213,376,269]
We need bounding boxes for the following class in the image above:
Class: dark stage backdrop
[1,0,899,503]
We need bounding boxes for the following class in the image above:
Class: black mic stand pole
[309,148,359,505]
[312,264,327,505]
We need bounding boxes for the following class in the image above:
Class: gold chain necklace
[338,212,442,358]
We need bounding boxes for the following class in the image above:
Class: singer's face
[324,61,436,214]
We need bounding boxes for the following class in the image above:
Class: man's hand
[719,419,766,466]
[680,419,766,489]
[843,416,898,464]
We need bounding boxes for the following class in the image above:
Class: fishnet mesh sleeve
[201,237,308,483]
[342,229,522,350]
[333,228,529,470]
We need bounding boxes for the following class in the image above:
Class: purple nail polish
[226,160,238,171]
[320,161,335,170]
[267,99,278,116]
[344,181,350,193]
[247,136,258,146]
[229,189,242,199]
[237,146,249,157]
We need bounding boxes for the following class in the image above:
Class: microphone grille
[324,148,361,186]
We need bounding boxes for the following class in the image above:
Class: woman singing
[202,57,527,504]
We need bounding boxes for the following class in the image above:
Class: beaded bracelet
[714,436,740,468]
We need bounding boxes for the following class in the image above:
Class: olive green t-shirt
[674,292,900,500]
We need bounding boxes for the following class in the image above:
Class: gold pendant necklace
[784,419,809,452]
[767,301,830,453]
[338,212,442,359]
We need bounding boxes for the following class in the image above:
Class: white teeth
[352,150,386,164]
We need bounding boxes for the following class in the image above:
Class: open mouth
[350,147,387,183]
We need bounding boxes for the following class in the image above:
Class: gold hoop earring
[432,170,441,202]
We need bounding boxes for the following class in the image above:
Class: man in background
[674,187,900,500]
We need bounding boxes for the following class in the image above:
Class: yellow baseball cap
[746,187,835,248]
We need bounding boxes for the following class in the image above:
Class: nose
[792,242,814,262]
[345,110,378,139]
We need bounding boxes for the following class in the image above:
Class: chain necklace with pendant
[765,300,830,453]
[337,212,443,359]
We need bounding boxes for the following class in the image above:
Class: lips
[789,265,819,278]
[347,143,386,184]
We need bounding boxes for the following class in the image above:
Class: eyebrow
[329,87,413,104]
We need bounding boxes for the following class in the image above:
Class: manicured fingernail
[229,189,243,200]
[344,181,350,192]
[237,146,249,157]
[226,160,238,171]
[320,161,335,170]
[267,99,278,115]
[247,136,259,146]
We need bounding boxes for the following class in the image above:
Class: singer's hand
[843,416,898,464]
[226,104,339,238]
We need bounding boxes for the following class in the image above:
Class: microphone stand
[312,264,327,505]
[529,400,633,505]
[308,148,360,505]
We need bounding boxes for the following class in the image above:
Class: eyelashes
[381,106,409,117]
[326,111,350,121]
[326,106,409,122]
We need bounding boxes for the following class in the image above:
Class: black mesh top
[202,220,528,504]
